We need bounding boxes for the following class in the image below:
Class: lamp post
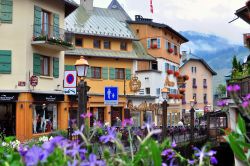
[161,87,169,139]
[189,99,196,144]
[75,56,90,129]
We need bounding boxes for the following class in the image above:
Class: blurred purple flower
[227,85,233,92]
[162,163,167,166]
[71,119,77,125]
[210,156,218,165]
[245,94,250,100]
[188,159,195,165]
[233,84,240,91]
[68,160,78,166]
[73,125,84,135]
[18,144,28,157]
[122,118,133,127]
[94,121,102,128]
[242,101,249,108]
[24,146,48,165]
[227,84,240,92]
[66,142,87,158]
[206,150,216,156]
[161,149,175,160]
[100,127,116,143]
[217,100,227,107]
[193,147,203,157]
[80,112,92,119]
[80,154,106,166]
[171,141,177,148]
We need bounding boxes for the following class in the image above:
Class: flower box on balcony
[203,85,207,88]
[167,69,174,75]
[179,88,185,94]
[168,48,173,53]
[168,94,175,99]
[174,71,179,77]
[151,43,157,49]
[193,85,197,89]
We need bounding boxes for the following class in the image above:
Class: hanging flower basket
[168,48,173,53]
[179,88,185,94]
[168,94,175,99]
[183,75,189,81]
[167,69,174,75]
[174,71,180,77]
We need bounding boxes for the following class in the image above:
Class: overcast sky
[75,0,249,44]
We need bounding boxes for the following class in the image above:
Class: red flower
[167,69,174,75]
[174,71,179,77]
[168,48,173,53]
[151,43,157,48]
[183,75,189,81]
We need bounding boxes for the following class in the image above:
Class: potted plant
[174,71,179,77]
[168,94,175,99]
[168,48,173,53]
[151,43,157,48]
[167,69,174,75]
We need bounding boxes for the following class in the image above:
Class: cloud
[75,0,249,44]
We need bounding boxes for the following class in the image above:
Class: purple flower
[80,112,92,119]
[161,149,175,160]
[122,118,134,127]
[188,159,195,165]
[217,100,227,107]
[162,163,167,166]
[80,154,106,166]
[206,150,216,156]
[242,101,249,108]
[245,94,250,100]
[94,121,102,128]
[227,84,240,92]
[68,160,78,166]
[100,127,116,143]
[171,141,177,148]
[193,147,203,157]
[226,85,233,92]
[24,146,47,166]
[18,144,28,157]
[210,156,218,165]
[233,84,240,91]
[66,142,87,158]
[71,119,77,125]
[73,125,84,135]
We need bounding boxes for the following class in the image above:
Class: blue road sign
[104,86,118,105]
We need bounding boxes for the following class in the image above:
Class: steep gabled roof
[235,5,250,24]
[107,0,131,21]
[64,0,78,17]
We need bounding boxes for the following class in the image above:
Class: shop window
[91,67,101,79]
[145,87,150,95]
[120,41,127,51]
[93,39,101,48]
[75,38,83,47]
[115,68,125,79]
[144,111,153,124]
[40,55,50,76]
[151,61,158,70]
[104,40,111,49]
[32,104,57,134]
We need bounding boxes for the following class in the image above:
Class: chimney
[80,0,93,14]
[181,51,187,62]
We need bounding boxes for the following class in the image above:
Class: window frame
[41,10,51,37]
[120,41,127,51]
[104,40,111,49]
[145,87,150,95]
[40,55,50,76]
[93,39,101,49]
[91,67,102,79]
[115,68,125,79]
[75,38,83,47]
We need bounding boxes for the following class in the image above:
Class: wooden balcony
[227,75,250,97]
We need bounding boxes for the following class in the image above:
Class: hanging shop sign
[129,75,141,93]
[0,93,18,102]
[32,94,64,102]
[30,76,38,87]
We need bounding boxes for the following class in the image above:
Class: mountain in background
[180,31,249,93]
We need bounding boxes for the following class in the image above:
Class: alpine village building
[0,0,78,141]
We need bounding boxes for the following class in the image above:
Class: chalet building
[179,52,216,122]
[127,15,189,126]
[64,0,154,127]
[0,0,78,141]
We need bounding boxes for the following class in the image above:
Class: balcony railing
[32,24,74,51]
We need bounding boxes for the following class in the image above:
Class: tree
[216,84,226,97]
[232,55,238,70]
[238,61,243,72]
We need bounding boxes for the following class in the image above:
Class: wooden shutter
[0,50,11,74]
[125,68,131,80]
[34,6,42,37]
[109,67,115,80]
[0,0,13,23]
[53,13,60,38]
[87,66,91,78]
[165,40,169,49]
[102,67,108,80]
[65,65,75,71]
[53,57,59,78]
[33,53,41,76]
[147,38,151,49]
[157,38,161,48]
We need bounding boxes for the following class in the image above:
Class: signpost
[104,86,118,105]
[64,71,76,95]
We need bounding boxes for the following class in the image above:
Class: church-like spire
[107,0,131,20]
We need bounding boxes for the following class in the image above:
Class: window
[193,93,196,101]
[168,42,171,49]
[33,104,57,134]
[204,94,207,104]
[136,29,139,34]
[120,41,127,51]
[203,79,207,88]
[41,10,50,36]
[75,38,83,47]
[191,66,197,73]
[104,40,111,49]
[91,67,101,79]
[152,61,158,70]
[131,112,140,127]
[93,39,101,48]
[40,56,50,76]
[115,68,125,79]
[0,0,13,23]
[156,88,161,96]
[174,45,177,55]
[147,38,160,49]
[145,87,150,95]
[0,50,11,74]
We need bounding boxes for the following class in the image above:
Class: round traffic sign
[66,74,74,84]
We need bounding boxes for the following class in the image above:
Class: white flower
[2,142,8,147]
[49,136,53,141]
[39,136,49,142]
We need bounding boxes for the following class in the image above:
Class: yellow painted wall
[0,0,65,92]
[180,60,213,111]
[129,24,183,64]
[74,35,133,52]
[65,56,134,95]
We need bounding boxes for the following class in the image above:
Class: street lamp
[189,99,196,144]
[161,87,169,139]
[75,56,90,130]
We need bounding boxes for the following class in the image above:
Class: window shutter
[102,67,108,80]
[165,40,168,49]
[53,57,59,78]
[109,67,115,80]
[65,65,75,71]
[33,53,41,76]
[157,38,161,48]
[34,6,42,37]
[87,66,91,78]
[0,50,11,74]
[164,63,168,71]
[125,68,131,80]
[53,13,60,38]
[147,38,151,49]
[0,0,13,23]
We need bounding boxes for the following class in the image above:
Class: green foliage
[238,61,243,72]
[48,130,68,138]
[216,84,226,97]
[232,55,238,70]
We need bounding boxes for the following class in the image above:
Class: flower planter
[167,70,174,75]
[179,88,185,93]
[174,71,179,77]
[151,44,157,48]
[168,48,173,53]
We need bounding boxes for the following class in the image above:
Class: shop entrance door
[111,107,122,126]
[0,103,16,136]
